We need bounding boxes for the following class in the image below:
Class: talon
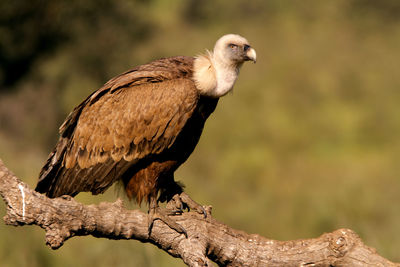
[179,192,207,218]
[147,192,207,238]
[61,195,73,201]
[148,197,188,238]
[165,194,184,213]
[148,207,187,238]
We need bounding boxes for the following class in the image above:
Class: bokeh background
[1,0,400,266]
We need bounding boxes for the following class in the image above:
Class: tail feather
[36,136,128,198]
[35,137,69,197]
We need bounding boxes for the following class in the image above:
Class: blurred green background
[1,0,400,266]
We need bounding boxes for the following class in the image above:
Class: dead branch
[0,158,397,267]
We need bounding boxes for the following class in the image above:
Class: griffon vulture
[36,34,257,235]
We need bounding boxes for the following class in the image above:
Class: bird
[35,34,256,236]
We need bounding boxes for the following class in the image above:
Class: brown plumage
[36,34,256,227]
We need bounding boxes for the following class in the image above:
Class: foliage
[1,0,400,266]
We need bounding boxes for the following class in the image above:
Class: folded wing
[36,56,199,197]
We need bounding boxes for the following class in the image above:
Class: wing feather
[36,56,198,197]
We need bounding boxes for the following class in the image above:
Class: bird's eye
[228,43,237,49]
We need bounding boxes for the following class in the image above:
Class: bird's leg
[148,178,207,237]
[166,191,207,219]
[147,195,188,238]
[158,179,208,218]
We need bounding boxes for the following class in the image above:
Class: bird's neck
[212,55,242,97]
[193,51,241,98]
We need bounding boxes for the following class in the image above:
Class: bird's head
[213,34,257,67]
[193,34,256,97]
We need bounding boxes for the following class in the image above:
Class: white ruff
[193,52,241,98]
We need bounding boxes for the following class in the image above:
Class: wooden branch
[0,159,398,267]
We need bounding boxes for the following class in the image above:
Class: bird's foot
[166,192,207,219]
[148,205,188,238]
[148,192,207,238]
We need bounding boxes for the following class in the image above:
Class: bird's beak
[245,47,257,63]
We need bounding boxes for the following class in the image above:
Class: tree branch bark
[0,158,397,267]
